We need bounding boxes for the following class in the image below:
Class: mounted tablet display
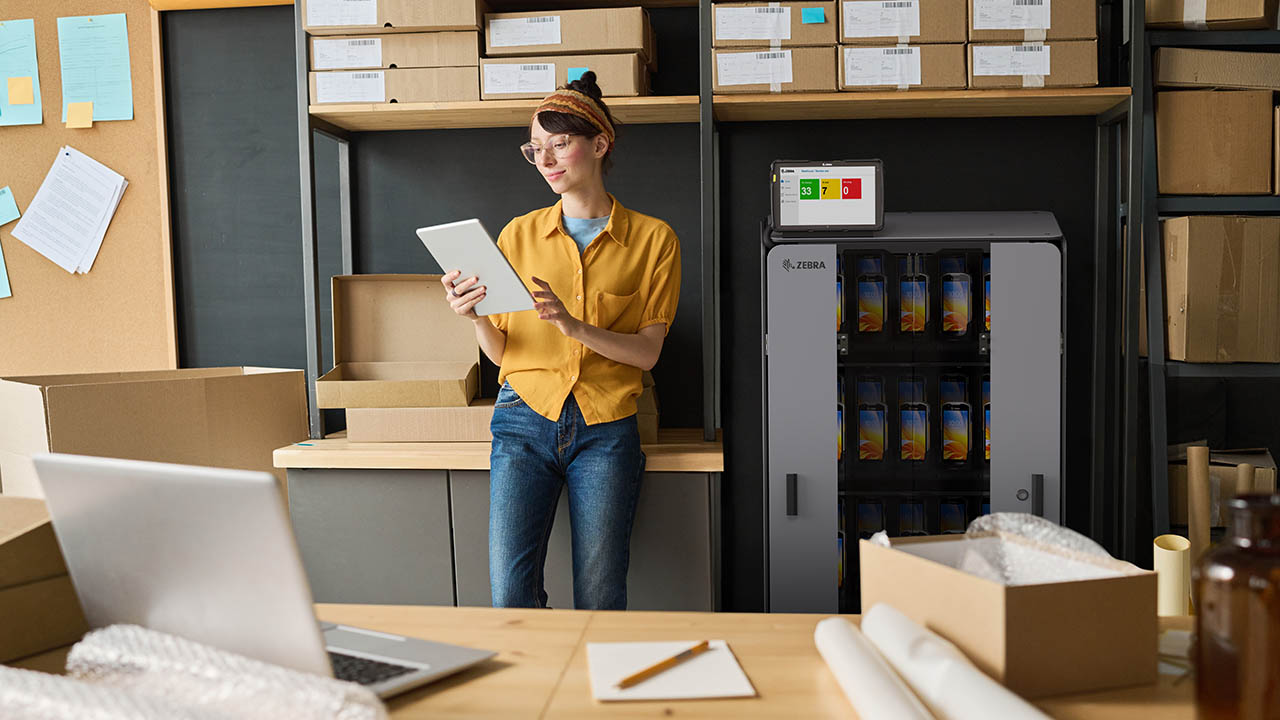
[772,160,884,232]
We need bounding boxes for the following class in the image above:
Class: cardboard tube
[1235,463,1256,499]
[1187,446,1211,563]
[1153,535,1191,616]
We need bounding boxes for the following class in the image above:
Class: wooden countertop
[274,428,724,473]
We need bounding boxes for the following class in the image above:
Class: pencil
[616,640,712,689]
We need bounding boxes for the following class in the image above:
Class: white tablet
[416,219,535,316]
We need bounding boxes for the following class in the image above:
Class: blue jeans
[489,382,645,610]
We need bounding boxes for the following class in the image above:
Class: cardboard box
[1145,0,1279,29]
[1275,106,1279,197]
[480,54,647,100]
[860,535,1158,699]
[638,413,658,444]
[1169,444,1278,526]
[1162,216,1280,363]
[484,7,656,71]
[302,0,487,35]
[1155,48,1280,91]
[0,498,87,662]
[309,32,480,72]
[309,67,479,104]
[1157,90,1273,195]
[713,2,838,48]
[317,275,479,409]
[840,0,967,45]
[839,43,966,90]
[0,368,308,499]
[967,40,1097,89]
[969,0,1097,40]
[347,399,495,442]
[712,46,837,94]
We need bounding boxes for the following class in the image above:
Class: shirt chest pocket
[596,289,642,333]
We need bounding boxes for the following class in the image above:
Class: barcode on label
[883,48,914,54]
[1012,45,1043,51]
[1012,0,1045,5]
[525,16,556,23]
[754,6,787,11]
[882,1,915,7]
[349,39,376,45]
[755,52,787,59]
[352,72,381,78]
[520,64,553,71]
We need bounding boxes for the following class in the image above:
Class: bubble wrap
[0,665,226,720]
[959,513,1143,585]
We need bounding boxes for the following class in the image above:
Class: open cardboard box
[316,275,480,409]
[0,497,88,663]
[860,534,1157,699]
[1169,442,1278,526]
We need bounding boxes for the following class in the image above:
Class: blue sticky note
[0,187,18,227]
[0,19,44,127]
[567,67,589,82]
[58,13,133,123]
[802,7,826,23]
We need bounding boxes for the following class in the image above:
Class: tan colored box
[0,368,307,499]
[967,40,1097,89]
[712,46,837,94]
[969,0,1097,40]
[302,0,487,35]
[713,2,838,48]
[839,43,966,90]
[638,413,658,444]
[347,399,496,442]
[309,32,479,71]
[1157,90,1272,195]
[1162,216,1280,363]
[317,275,479,409]
[860,535,1157,699]
[480,54,647,100]
[1155,48,1280,91]
[1169,445,1278,526]
[1145,0,1278,29]
[484,7,655,70]
[0,498,87,663]
[840,0,966,45]
[309,67,479,105]
[1275,107,1279,197]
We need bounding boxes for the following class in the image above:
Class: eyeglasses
[519,134,576,164]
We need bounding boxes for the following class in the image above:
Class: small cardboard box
[1169,444,1278,526]
[860,535,1158,699]
[1157,90,1273,195]
[347,399,496,442]
[302,0,487,35]
[480,54,647,100]
[0,368,307,499]
[1145,0,1279,29]
[484,7,656,71]
[967,40,1097,89]
[0,498,87,663]
[309,32,479,72]
[713,2,838,48]
[1162,215,1280,363]
[1155,48,1280,91]
[840,0,967,45]
[839,43,966,90]
[309,67,479,104]
[316,275,479,409]
[712,46,837,94]
[969,0,1097,41]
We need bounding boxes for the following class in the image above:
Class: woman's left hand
[531,276,581,338]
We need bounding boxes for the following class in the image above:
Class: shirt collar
[540,194,629,247]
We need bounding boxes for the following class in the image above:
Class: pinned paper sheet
[58,13,134,123]
[586,641,756,702]
[0,186,19,226]
[0,238,10,299]
[8,76,33,105]
[0,19,44,126]
[67,101,93,128]
[11,146,128,274]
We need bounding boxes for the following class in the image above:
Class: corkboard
[0,1,176,376]
[148,1,292,9]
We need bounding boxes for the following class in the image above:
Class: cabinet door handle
[1031,474,1044,518]
[786,473,798,516]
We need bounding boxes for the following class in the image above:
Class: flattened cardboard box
[1156,90,1273,195]
[317,275,480,409]
[1145,0,1279,29]
[302,0,488,35]
[0,368,308,499]
[839,43,966,90]
[480,54,646,100]
[1169,445,1278,526]
[0,497,89,663]
[484,7,656,70]
[347,399,496,442]
[968,0,1097,41]
[309,67,480,104]
[967,40,1097,88]
[713,46,837,94]
[860,536,1157,699]
[713,2,838,48]
[1155,47,1280,91]
[309,32,480,71]
[1162,215,1280,363]
[840,0,967,45]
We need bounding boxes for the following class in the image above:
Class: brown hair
[534,71,618,174]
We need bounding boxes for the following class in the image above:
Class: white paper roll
[1153,534,1191,616]
[814,617,934,720]
[861,604,1050,720]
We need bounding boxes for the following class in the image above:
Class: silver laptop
[33,453,495,699]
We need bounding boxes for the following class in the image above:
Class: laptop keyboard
[328,651,418,686]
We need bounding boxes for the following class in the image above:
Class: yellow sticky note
[67,101,93,128]
[7,76,33,105]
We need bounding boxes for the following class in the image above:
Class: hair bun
[568,70,603,99]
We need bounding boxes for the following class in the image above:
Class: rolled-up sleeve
[638,226,680,335]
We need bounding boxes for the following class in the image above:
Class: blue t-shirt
[562,215,610,255]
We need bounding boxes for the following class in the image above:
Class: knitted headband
[534,88,615,149]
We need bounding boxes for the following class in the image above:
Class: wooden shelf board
[311,95,699,131]
[712,87,1132,122]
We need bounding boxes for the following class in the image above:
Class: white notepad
[586,640,757,702]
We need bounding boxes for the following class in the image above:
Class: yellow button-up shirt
[488,195,680,425]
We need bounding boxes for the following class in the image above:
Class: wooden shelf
[310,95,699,131]
[712,88,1132,122]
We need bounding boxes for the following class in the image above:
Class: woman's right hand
[442,270,486,320]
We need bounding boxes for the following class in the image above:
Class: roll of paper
[1187,446,1211,563]
[1235,463,1256,500]
[1153,534,1191,616]
[861,604,1050,720]
[814,617,934,720]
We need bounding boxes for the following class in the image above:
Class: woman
[441,73,681,610]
